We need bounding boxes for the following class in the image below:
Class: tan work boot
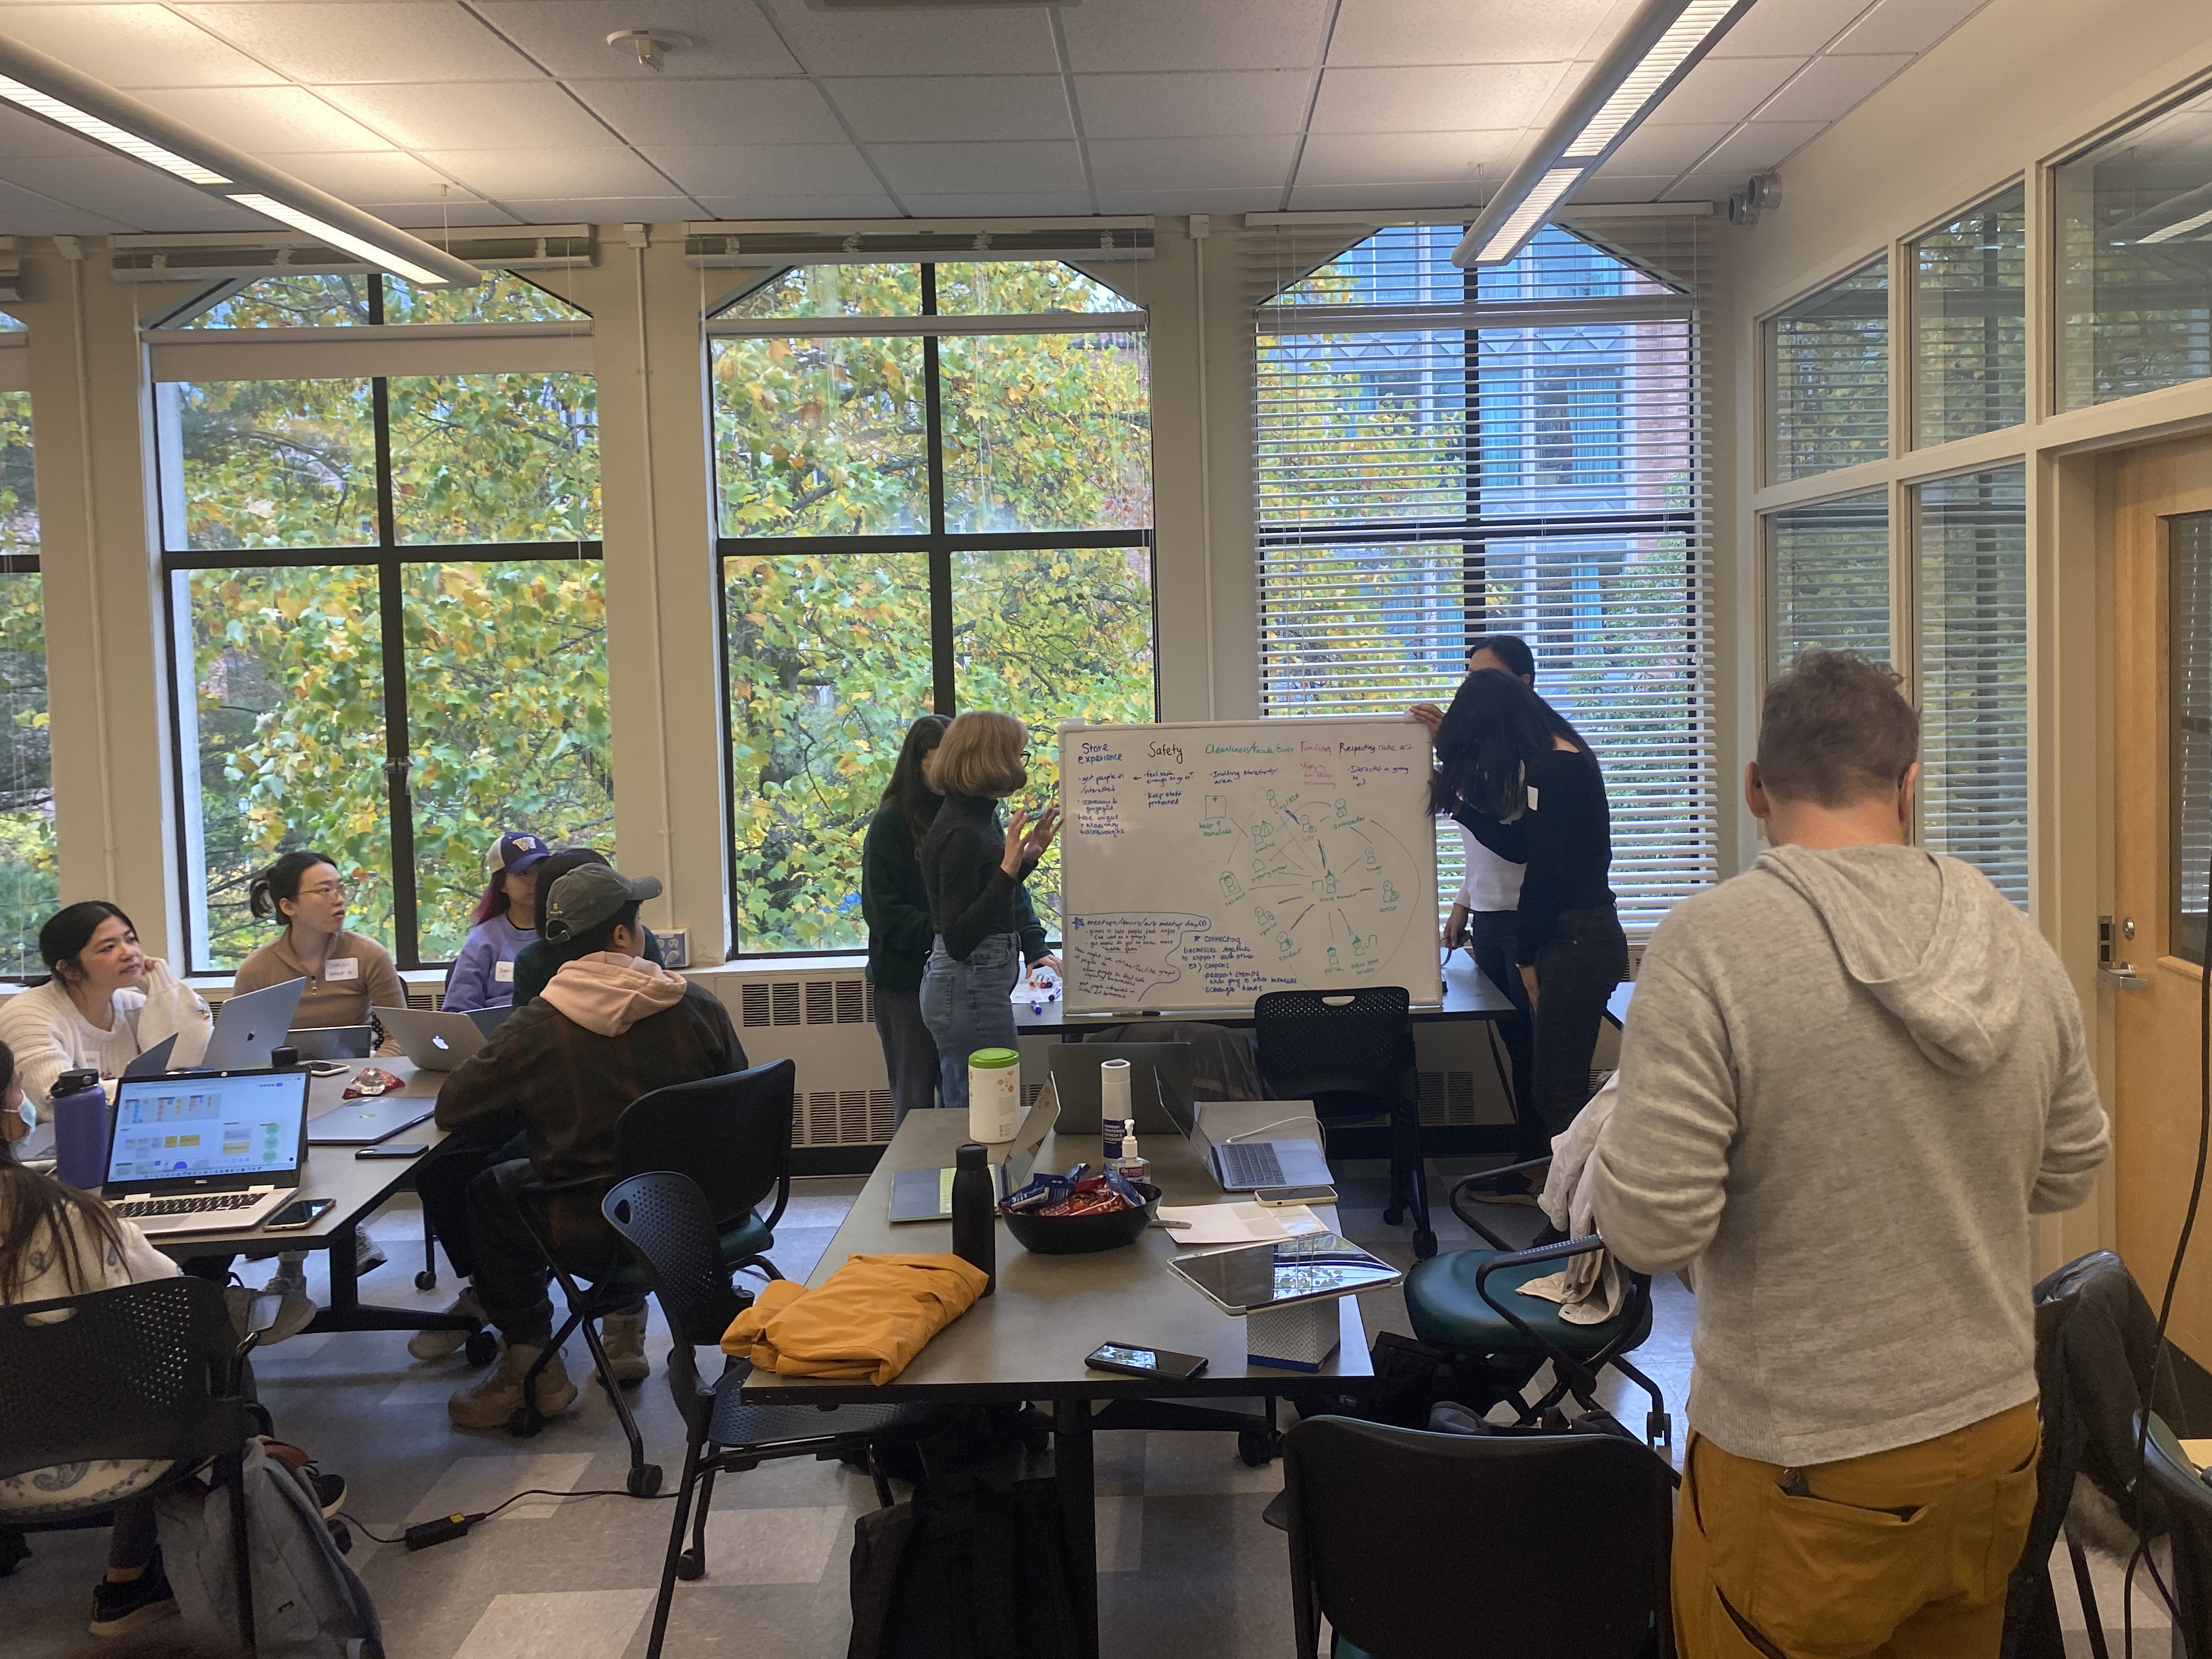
[447,1341,578,1430]
[408,1288,485,1361]
[599,1312,650,1384]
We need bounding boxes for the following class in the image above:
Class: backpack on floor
[156,1438,384,1659]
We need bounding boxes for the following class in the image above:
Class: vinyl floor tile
[450,1589,655,1658]
[691,1505,850,1585]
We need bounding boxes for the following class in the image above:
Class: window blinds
[1765,490,1891,675]
[1251,218,1715,935]
[1767,256,1888,483]
[1916,465,2028,908]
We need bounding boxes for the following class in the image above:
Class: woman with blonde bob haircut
[918,710,1060,1110]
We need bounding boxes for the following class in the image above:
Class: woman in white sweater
[0,901,212,1113]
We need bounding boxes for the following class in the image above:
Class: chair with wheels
[1254,987,1433,1258]
[1282,1414,1673,1659]
[1399,1173,1670,1451]
[0,1278,263,1654]
[604,1169,930,1659]
[506,1056,793,1499]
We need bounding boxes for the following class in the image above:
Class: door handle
[2099,963,2152,991]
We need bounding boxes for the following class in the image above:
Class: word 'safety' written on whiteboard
[1058,718,1441,1015]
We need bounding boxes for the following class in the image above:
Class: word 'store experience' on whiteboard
[1058,718,1441,1015]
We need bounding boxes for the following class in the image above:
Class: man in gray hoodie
[1590,650,2108,1658]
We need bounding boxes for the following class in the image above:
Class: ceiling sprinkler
[607,28,694,72]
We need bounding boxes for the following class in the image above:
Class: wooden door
[2110,433,2212,1361]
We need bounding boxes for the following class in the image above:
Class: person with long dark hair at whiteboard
[1430,669,1627,1189]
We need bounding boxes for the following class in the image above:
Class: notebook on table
[887,1095,1059,1224]
[101,1069,311,1238]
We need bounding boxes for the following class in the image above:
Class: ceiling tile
[567,77,848,148]
[1766,52,1912,122]
[1076,70,1311,139]
[175,2,541,84]
[1835,0,1993,56]
[753,0,1060,77]
[1650,55,1805,126]
[470,0,801,78]
[366,201,521,228]
[0,176,137,235]
[1598,122,1730,175]
[1705,0,1878,59]
[1293,130,1513,187]
[0,104,110,162]
[130,85,391,153]
[868,141,1087,196]
[1661,169,1745,202]
[825,76,1071,145]
[1326,0,1619,69]
[895,192,1098,216]
[1571,173,1685,204]
[253,148,476,197]
[1059,0,1331,73]
[0,4,285,88]
[641,142,882,198]
[416,146,678,199]
[1098,185,1288,214]
[0,153,266,228]
[691,193,901,220]
[1089,135,1297,193]
[1309,64,1562,133]
[491,195,701,221]
[1693,120,1831,179]
[318,82,621,150]
[1280,181,1481,212]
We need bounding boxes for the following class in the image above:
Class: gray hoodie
[1589,843,2110,1466]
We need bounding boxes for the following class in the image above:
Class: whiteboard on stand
[1058,717,1442,1016]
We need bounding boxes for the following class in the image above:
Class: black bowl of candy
[1002,1179,1161,1255]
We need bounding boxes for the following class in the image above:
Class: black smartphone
[1085,1341,1208,1380]
[356,1143,427,1160]
[264,1197,336,1232]
[1255,1184,1339,1207]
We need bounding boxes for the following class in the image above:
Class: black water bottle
[950,1141,996,1297]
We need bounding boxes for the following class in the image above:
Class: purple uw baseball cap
[487,832,551,876]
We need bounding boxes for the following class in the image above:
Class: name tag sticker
[325,957,359,982]
[495,960,515,983]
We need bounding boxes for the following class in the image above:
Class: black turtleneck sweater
[917,792,1045,963]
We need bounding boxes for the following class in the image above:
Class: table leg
[301,1228,478,1338]
[1055,1397,1099,1659]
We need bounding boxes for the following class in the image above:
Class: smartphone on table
[356,1143,427,1160]
[264,1197,336,1232]
[1085,1341,1208,1380]
[1254,1184,1338,1207]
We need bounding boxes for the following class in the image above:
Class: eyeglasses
[299,882,349,900]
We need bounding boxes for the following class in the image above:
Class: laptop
[887,1094,1060,1224]
[121,1033,179,1079]
[1045,1043,1196,1136]
[465,1004,519,1040]
[198,979,308,1070]
[101,1069,310,1237]
[1149,1075,1336,1193]
[309,1094,435,1147]
[375,1006,487,1072]
[288,1025,373,1062]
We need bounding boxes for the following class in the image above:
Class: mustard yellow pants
[1673,1401,2040,1659]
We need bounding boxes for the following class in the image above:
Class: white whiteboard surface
[1059,717,1441,1015]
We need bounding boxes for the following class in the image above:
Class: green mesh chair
[1399,1160,1670,1451]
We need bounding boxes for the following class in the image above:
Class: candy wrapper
[1004,1167,1148,1219]
[342,1067,404,1100]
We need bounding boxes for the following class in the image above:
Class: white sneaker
[408,1288,485,1361]
[259,1257,309,1300]
[599,1312,650,1384]
[354,1227,387,1273]
[448,1341,578,1430]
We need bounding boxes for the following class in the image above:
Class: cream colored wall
[1722,0,2212,1270]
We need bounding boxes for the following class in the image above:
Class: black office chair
[2138,1413,2212,1652]
[604,1170,928,1659]
[0,1278,262,1654]
[1254,987,1434,1258]
[508,1056,793,1498]
[1282,1415,1673,1659]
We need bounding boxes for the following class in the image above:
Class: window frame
[154,272,604,975]
[709,261,1158,959]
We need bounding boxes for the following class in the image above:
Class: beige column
[15,242,178,955]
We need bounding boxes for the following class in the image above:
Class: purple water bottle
[51,1067,108,1190]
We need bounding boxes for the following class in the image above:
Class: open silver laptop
[1045,1043,1196,1136]
[101,1069,311,1237]
[374,1005,486,1072]
[198,978,308,1070]
[1148,1074,1335,1193]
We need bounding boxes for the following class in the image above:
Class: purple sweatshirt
[443,913,536,1012]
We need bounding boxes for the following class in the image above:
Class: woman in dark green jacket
[864,715,1051,1121]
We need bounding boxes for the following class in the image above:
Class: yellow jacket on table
[722,1253,988,1386]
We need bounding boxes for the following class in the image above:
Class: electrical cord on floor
[340,1486,676,1552]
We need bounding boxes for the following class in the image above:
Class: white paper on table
[1155,1202,1330,1246]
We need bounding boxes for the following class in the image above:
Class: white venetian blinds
[1250,216,1716,934]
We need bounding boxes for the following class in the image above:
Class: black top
[1453,746,1616,966]
[867,791,1047,987]
[918,793,1045,963]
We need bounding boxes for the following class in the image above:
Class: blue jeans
[918,932,1021,1113]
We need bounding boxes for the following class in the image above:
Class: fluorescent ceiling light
[0,73,228,185]
[1454,0,1756,269]
[2140,205,2212,245]
[227,194,445,287]
[1564,0,1739,159]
